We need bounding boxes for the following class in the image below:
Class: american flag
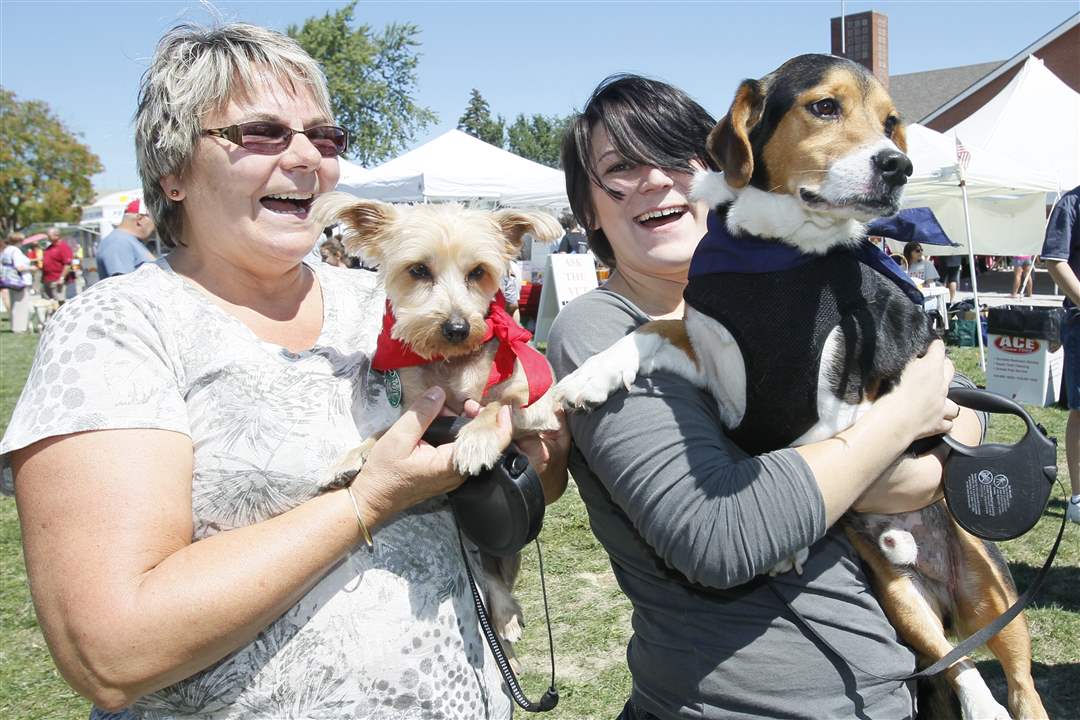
[955,136,972,172]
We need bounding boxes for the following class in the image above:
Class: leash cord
[770,483,1069,682]
[458,533,559,712]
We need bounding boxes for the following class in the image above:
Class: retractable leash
[772,386,1069,682]
[423,417,559,713]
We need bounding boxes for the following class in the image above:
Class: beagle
[557,54,1046,720]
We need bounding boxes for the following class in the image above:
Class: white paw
[768,548,810,576]
[956,667,1011,720]
[453,426,505,476]
[556,352,639,410]
[960,698,1010,720]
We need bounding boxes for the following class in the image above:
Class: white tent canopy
[336,129,569,209]
[948,55,1079,192]
[80,188,143,236]
[901,123,1059,256]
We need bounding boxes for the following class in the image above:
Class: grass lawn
[1,327,1076,718]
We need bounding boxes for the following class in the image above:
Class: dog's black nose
[441,318,470,344]
[873,149,914,187]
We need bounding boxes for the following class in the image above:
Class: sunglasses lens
[238,122,291,154]
[306,126,348,157]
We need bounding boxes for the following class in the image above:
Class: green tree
[506,113,569,168]
[0,88,103,235]
[288,2,437,167]
[457,89,505,147]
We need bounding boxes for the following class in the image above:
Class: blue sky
[2,0,1076,194]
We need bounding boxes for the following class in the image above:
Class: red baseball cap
[124,198,144,215]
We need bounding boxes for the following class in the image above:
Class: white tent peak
[336,129,568,208]
[948,55,1079,189]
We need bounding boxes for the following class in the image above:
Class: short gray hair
[135,22,332,247]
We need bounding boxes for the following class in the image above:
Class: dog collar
[690,208,925,306]
[372,292,552,407]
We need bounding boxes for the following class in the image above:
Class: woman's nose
[640,166,674,192]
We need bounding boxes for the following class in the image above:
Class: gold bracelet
[346,485,374,549]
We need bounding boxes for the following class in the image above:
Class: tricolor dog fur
[557,54,1046,720]
[315,194,564,670]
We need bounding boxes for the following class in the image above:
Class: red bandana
[371,292,552,407]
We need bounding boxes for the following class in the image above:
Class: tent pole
[959,179,986,370]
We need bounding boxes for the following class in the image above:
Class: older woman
[547,74,982,719]
[2,23,564,718]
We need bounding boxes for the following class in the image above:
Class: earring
[169,189,180,198]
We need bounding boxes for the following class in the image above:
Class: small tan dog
[315,192,564,666]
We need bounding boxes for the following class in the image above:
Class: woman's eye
[809,99,840,118]
[605,160,633,174]
[409,264,431,279]
[467,266,486,282]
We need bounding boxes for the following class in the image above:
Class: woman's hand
[853,403,983,515]
[357,387,483,522]
[463,399,571,504]
[870,340,960,444]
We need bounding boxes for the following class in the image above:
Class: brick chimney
[831,10,889,88]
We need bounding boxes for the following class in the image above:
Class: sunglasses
[203,122,348,158]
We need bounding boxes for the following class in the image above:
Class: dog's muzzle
[441,317,470,344]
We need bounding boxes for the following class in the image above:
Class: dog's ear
[707,79,766,189]
[493,209,563,254]
[311,192,397,262]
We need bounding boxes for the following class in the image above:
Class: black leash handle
[458,533,559,712]
[771,487,1069,682]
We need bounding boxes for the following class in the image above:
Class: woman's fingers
[382,387,445,456]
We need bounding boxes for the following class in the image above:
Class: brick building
[830,11,1078,131]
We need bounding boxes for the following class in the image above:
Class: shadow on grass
[976,659,1079,719]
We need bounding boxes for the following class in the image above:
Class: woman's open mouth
[634,205,688,228]
[260,192,314,216]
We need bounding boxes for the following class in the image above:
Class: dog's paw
[556,353,639,410]
[453,425,505,476]
[767,548,810,576]
[325,438,376,490]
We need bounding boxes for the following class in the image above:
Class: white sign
[986,334,1063,407]
[532,254,598,345]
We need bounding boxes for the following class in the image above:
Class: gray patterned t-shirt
[1,259,512,720]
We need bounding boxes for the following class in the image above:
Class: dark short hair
[560,74,716,267]
[904,241,923,260]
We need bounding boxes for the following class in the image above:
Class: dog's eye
[409,264,431,280]
[809,99,840,118]
[884,115,899,138]
[467,266,486,282]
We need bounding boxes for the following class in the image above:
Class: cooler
[985,306,1065,407]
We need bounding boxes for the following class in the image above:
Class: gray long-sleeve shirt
[547,288,919,720]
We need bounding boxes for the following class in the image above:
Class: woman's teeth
[635,206,687,224]
[261,193,314,214]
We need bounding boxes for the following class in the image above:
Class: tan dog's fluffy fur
[315,193,563,667]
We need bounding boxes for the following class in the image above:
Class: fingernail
[424,386,444,402]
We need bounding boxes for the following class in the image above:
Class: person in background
[1,232,34,333]
[1011,255,1035,298]
[3,21,567,718]
[319,236,347,267]
[1039,185,1080,523]
[903,242,940,286]
[40,227,73,300]
[96,199,157,279]
[936,253,963,302]
[548,73,977,720]
[556,211,589,254]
